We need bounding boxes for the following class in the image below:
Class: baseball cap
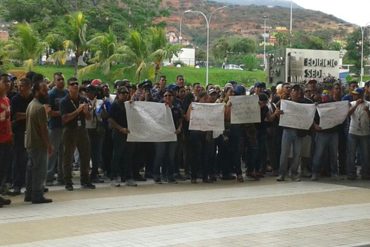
[352,87,364,95]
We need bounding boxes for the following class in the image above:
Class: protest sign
[230,95,260,124]
[125,101,176,142]
[279,100,316,130]
[189,103,225,131]
[317,101,349,129]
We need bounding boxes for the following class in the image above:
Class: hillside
[211,0,302,8]
[159,0,355,46]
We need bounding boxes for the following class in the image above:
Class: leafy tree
[148,27,181,81]
[275,32,289,48]
[244,55,260,71]
[78,28,127,78]
[63,11,88,76]
[344,28,370,73]
[4,23,46,71]
[211,38,230,62]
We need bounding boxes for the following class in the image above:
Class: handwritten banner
[230,95,260,124]
[279,100,316,130]
[189,103,225,131]
[317,101,349,129]
[125,101,176,142]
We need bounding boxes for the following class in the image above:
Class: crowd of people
[0,71,369,207]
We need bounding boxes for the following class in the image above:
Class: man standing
[9,78,33,195]
[347,88,370,180]
[152,75,167,102]
[108,86,137,187]
[0,74,12,207]
[60,78,95,191]
[25,79,53,204]
[46,72,67,185]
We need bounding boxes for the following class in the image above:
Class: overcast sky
[293,0,369,26]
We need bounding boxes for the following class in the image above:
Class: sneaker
[236,175,244,183]
[291,176,301,182]
[126,179,138,187]
[46,181,54,186]
[134,175,147,182]
[0,196,11,205]
[154,178,162,184]
[202,178,213,183]
[347,175,356,180]
[168,178,178,184]
[191,179,197,184]
[276,175,285,182]
[221,174,236,180]
[91,178,104,183]
[65,184,74,191]
[81,183,96,189]
[311,174,318,181]
[111,178,121,187]
[7,187,21,196]
[32,197,53,204]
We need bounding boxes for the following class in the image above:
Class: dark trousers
[87,127,104,179]
[102,127,113,177]
[25,147,47,200]
[111,130,135,180]
[62,127,91,185]
[0,143,12,188]
[12,131,28,188]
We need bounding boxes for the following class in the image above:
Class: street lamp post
[182,6,227,86]
[263,16,268,71]
[360,23,370,84]
[361,26,364,84]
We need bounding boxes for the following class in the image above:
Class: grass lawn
[9,65,267,87]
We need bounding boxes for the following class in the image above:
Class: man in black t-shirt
[9,78,33,195]
[60,78,95,191]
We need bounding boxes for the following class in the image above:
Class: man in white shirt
[347,88,370,180]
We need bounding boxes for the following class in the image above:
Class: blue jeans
[312,132,339,176]
[279,128,303,177]
[346,134,370,178]
[26,147,47,200]
[47,128,64,182]
[153,142,177,180]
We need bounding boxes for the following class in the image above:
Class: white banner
[189,103,225,131]
[279,100,316,130]
[317,101,349,129]
[124,101,176,142]
[230,95,260,124]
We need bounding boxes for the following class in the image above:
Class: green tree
[63,11,88,76]
[122,30,152,83]
[5,23,46,71]
[148,27,181,81]
[244,54,260,71]
[344,29,370,72]
[211,38,230,62]
[274,32,289,48]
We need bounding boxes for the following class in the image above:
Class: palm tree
[78,28,126,77]
[54,11,88,76]
[123,30,151,83]
[148,27,181,81]
[5,23,46,71]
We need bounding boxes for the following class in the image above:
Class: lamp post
[290,1,293,35]
[263,16,268,71]
[182,6,227,86]
[360,23,370,84]
[360,26,364,84]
